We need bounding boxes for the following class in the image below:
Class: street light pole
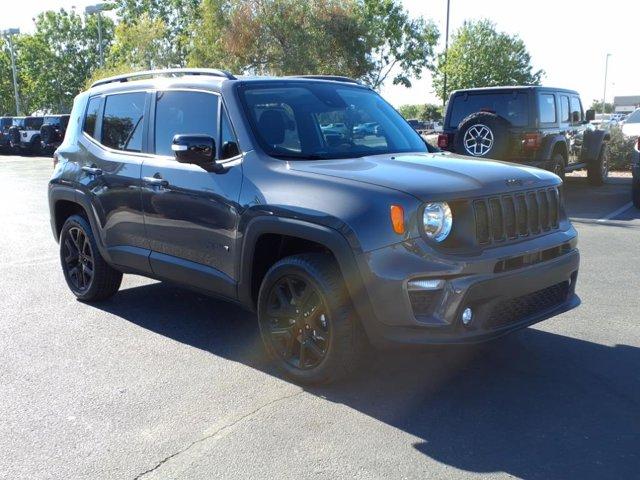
[602,53,611,114]
[85,4,108,67]
[442,0,451,109]
[1,28,21,115]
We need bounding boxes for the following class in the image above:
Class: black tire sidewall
[551,153,566,180]
[257,254,362,384]
[588,144,608,186]
[455,112,511,160]
[59,214,121,301]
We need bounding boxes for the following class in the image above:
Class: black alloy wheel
[264,273,331,370]
[63,226,95,292]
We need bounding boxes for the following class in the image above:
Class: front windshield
[626,109,640,123]
[239,82,427,160]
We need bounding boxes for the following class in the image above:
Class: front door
[140,90,243,298]
[560,94,588,165]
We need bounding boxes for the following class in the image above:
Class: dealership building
[613,95,640,113]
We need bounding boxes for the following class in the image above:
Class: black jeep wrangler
[49,70,580,384]
[0,117,13,153]
[438,87,609,185]
[40,114,70,155]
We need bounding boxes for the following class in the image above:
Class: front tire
[550,153,566,180]
[588,144,609,186]
[257,253,367,385]
[59,214,122,301]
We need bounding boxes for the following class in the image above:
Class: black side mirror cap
[585,109,596,122]
[221,141,240,159]
[172,134,220,172]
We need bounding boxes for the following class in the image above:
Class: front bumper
[355,228,580,347]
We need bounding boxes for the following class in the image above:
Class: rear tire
[59,214,122,301]
[632,175,640,209]
[588,144,609,186]
[257,253,368,385]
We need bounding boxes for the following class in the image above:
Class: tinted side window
[538,94,556,123]
[83,97,101,138]
[102,93,146,152]
[570,96,583,124]
[154,91,218,157]
[449,93,529,127]
[560,96,570,123]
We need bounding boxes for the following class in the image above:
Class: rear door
[77,91,151,272]
[140,89,243,298]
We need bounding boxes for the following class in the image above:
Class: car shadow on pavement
[95,281,639,479]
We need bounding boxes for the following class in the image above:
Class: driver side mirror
[585,109,596,122]
[171,134,222,173]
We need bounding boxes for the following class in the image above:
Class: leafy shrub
[608,126,637,171]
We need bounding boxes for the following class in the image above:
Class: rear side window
[625,109,640,123]
[570,97,583,124]
[538,94,556,123]
[83,97,102,139]
[154,91,219,157]
[25,117,43,130]
[560,96,570,123]
[449,92,529,128]
[102,93,146,152]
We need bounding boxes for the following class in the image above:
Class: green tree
[189,0,438,90]
[113,0,200,66]
[14,9,114,113]
[433,19,543,102]
[397,103,442,121]
[107,13,170,70]
[190,0,371,78]
[589,100,614,114]
[359,0,439,89]
[0,39,16,115]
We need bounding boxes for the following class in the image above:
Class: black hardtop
[44,114,71,125]
[450,86,580,97]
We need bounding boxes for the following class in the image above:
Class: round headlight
[423,202,453,242]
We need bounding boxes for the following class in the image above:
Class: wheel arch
[49,186,110,260]
[237,216,375,325]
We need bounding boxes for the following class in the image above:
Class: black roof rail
[288,75,364,85]
[91,68,236,88]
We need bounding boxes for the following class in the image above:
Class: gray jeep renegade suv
[49,69,580,384]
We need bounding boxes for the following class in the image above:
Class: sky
[2,0,639,107]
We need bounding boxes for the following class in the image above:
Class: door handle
[82,166,102,176]
[143,176,169,187]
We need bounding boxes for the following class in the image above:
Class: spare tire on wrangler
[8,126,21,147]
[40,124,56,145]
[454,112,511,160]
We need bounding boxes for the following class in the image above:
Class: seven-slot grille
[473,187,560,244]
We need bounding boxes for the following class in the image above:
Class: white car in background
[622,109,640,137]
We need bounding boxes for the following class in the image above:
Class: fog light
[461,307,473,325]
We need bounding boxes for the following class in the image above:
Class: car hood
[288,152,559,201]
[622,123,640,137]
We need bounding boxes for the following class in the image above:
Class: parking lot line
[596,202,634,223]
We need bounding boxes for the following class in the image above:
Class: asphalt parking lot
[1,155,639,480]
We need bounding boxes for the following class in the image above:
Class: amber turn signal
[390,204,405,234]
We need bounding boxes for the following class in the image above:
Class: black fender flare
[581,129,609,162]
[236,215,377,330]
[538,135,568,161]
[48,185,113,263]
